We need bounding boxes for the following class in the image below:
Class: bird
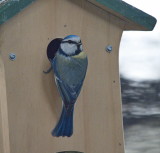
[44,35,88,137]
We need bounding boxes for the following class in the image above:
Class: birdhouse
[0,0,156,153]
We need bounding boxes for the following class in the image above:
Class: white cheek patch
[61,43,77,55]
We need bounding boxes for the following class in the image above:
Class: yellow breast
[72,51,87,59]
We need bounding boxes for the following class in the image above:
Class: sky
[120,0,160,81]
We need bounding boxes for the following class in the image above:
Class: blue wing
[51,53,88,109]
[51,52,87,137]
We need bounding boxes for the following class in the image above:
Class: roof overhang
[88,0,157,31]
[0,0,157,31]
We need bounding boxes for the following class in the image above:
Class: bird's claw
[43,66,52,74]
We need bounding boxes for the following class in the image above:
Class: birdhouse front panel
[0,0,156,153]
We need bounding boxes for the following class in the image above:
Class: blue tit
[45,35,88,137]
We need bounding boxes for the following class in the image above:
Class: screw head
[106,45,112,53]
[9,53,16,61]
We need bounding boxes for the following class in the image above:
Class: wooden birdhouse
[0,0,156,153]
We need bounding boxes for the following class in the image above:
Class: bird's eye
[68,40,73,44]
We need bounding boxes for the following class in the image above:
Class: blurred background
[120,0,160,153]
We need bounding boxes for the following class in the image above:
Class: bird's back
[53,52,88,87]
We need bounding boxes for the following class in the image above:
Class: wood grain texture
[0,0,125,153]
[0,54,10,153]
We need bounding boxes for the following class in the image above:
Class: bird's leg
[43,65,52,74]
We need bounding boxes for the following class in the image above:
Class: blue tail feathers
[52,106,74,137]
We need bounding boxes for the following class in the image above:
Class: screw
[9,53,16,61]
[106,45,112,53]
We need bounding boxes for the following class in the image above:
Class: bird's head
[60,35,83,56]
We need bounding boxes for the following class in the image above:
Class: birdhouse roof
[0,0,157,31]
[88,0,157,30]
